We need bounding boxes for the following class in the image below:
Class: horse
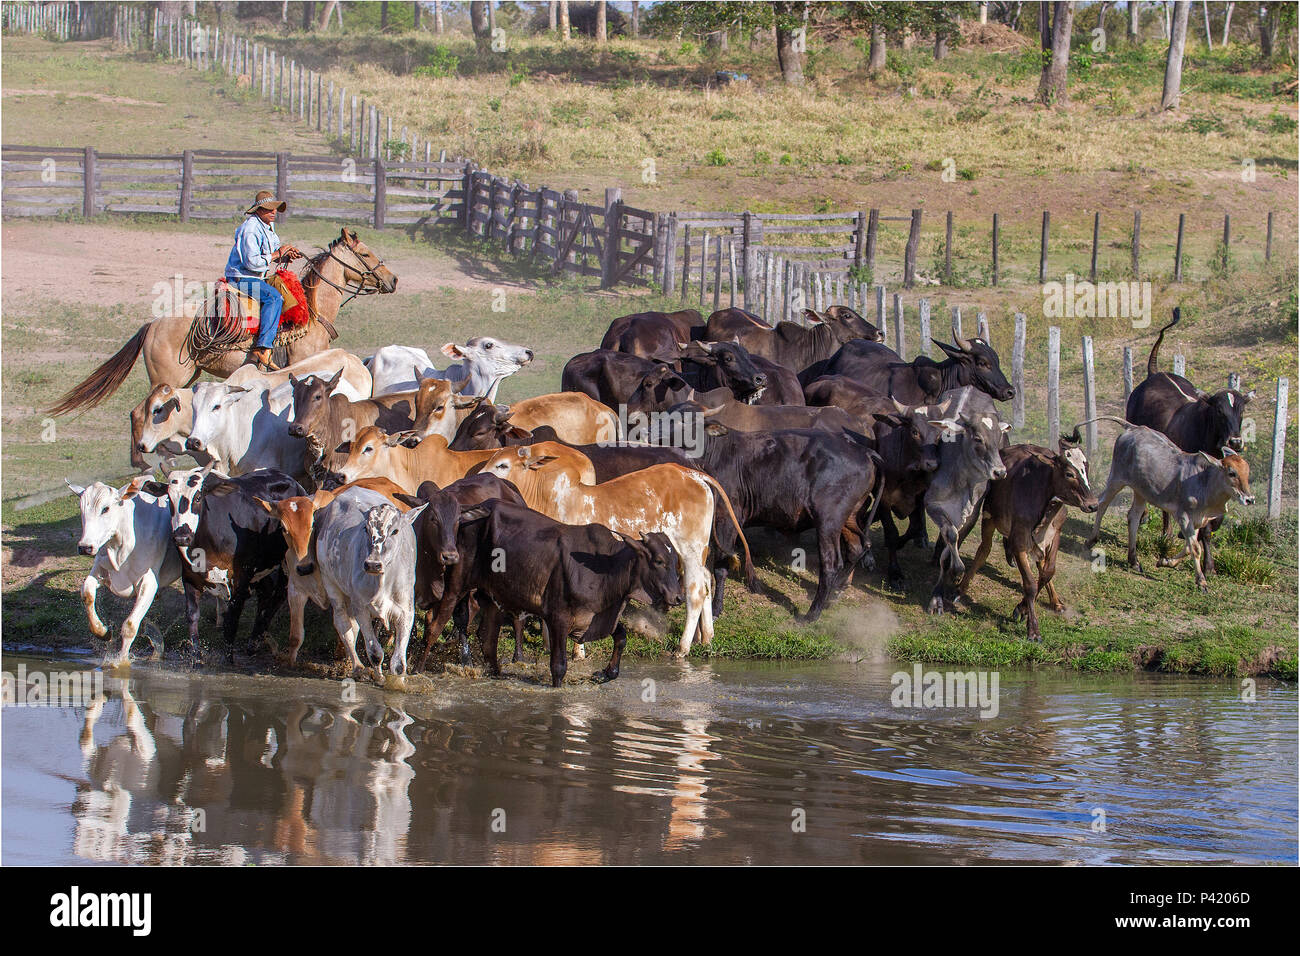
[47,228,398,417]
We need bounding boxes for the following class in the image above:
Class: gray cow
[1083,421,1254,591]
[923,387,1010,614]
[315,486,428,679]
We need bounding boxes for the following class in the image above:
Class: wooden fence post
[945,210,953,285]
[680,225,692,301]
[601,187,621,289]
[699,232,710,307]
[461,164,474,234]
[865,209,878,279]
[1268,377,1289,520]
[919,298,932,359]
[1175,212,1185,281]
[1131,209,1141,277]
[853,209,866,276]
[1266,211,1273,263]
[664,214,679,295]
[1012,312,1026,430]
[82,145,95,218]
[276,151,289,221]
[1173,353,1185,376]
[1039,210,1049,284]
[1090,211,1100,282]
[874,285,885,335]
[991,212,1000,286]
[951,306,962,340]
[1222,213,1230,272]
[1123,346,1134,400]
[1082,335,1097,459]
[764,253,775,321]
[741,211,753,309]
[179,149,193,222]
[977,311,990,343]
[893,293,904,356]
[373,155,386,230]
[904,208,921,288]
[1047,326,1061,448]
[712,235,723,311]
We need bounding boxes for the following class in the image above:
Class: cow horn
[891,397,910,415]
[953,332,975,352]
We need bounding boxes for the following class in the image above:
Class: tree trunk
[470,1,490,50]
[549,2,557,32]
[1098,1,1109,37]
[380,1,388,30]
[1259,3,1279,58]
[319,0,339,31]
[559,0,570,42]
[1037,1,1076,106]
[868,21,886,72]
[1202,0,1212,47]
[435,0,444,33]
[413,2,420,30]
[1163,0,1171,39]
[1222,2,1234,44]
[934,28,949,60]
[488,1,496,35]
[1129,0,1139,37]
[631,1,639,37]
[1040,1,1052,48]
[979,2,989,24]
[281,0,289,23]
[303,0,315,31]
[596,1,607,43]
[902,26,914,49]
[776,22,803,85]
[1161,1,1190,109]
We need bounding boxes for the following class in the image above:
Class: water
[2,653,1295,865]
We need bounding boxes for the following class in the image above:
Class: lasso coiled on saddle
[181,301,250,369]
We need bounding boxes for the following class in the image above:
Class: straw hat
[245,190,287,215]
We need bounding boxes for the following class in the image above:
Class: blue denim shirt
[224,215,282,281]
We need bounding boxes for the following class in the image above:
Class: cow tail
[1074,415,1134,431]
[864,450,886,533]
[697,472,755,591]
[1146,308,1181,377]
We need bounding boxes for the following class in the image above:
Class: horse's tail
[1146,307,1181,378]
[46,324,148,416]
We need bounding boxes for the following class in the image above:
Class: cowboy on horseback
[225,190,303,371]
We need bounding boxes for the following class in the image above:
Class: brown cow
[957,435,1099,641]
[438,392,619,448]
[600,309,705,359]
[481,442,752,656]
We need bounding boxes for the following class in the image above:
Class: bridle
[301,237,389,310]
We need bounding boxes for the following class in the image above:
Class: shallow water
[2,653,1295,865]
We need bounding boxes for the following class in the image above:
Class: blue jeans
[231,277,283,348]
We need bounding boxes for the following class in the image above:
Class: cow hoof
[926,597,945,616]
[597,667,619,683]
[858,552,876,572]
[885,573,906,593]
[1197,581,1209,593]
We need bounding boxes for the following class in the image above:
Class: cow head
[1054,428,1098,512]
[132,383,189,463]
[821,305,884,343]
[678,340,767,403]
[410,375,472,441]
[1206,450,1254,507]
[622,531,685,611]
[930,393,1008,482]
[876,408,942,474]
[934,335,1015,402]
[166,462,220,549]
[185,381,267,463]
[1205,389,1253,452]
[362,501,427,576]
[68,475,164,557]
[287,369,344,440]
[442,337,534,393]
[253,495,319,574]
[628,365,694,415]
[448,400,532,451]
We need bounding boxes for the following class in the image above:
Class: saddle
[185,271,332,368]
[212,270,311,336]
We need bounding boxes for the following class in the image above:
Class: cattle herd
[68,301,1257,687]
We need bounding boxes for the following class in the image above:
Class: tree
[302,1,315,31]
[380,1,389,30]
[319,0,342,30]
[596,0,607,43]
[631,0,639,37]
[559,0,570,42]
[1161,1,1189,109]
[774,2,807,85]
[436,1,445,33]
[1128,0,1139,39]
[549,1,557,32]
[470,1,491,50]
[1222,2,1234,45]
[1037,1,1075,106]
[868,20,886,72]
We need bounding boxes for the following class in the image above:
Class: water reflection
[6,660,1295,865]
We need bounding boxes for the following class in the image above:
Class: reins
[300,237,388,310]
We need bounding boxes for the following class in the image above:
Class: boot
[251,347,281,372]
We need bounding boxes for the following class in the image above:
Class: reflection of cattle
[958,434,1099,640]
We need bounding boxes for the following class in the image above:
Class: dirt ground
[0,219,535,313]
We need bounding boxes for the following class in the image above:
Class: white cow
[226,347,373,401]
[368,338,534,400]
[314,487,426,679]
[186,381,307,479]
[68,475,183,665]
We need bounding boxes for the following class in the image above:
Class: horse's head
[337,228,397,293]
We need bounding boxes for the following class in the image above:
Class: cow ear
[326,367,344,390]
[441,343,465,360]
[251,496,276,515]
[1000,422,1012,433]
[1199,451,1217,465]
[334,441,352,455]
[704,422,729,436]
[393,492,425,509]
[526,455,558,470]
[503,425,531,441]
[458,504,491,522]
[403,502,429,527]
[1220,446,1236,460]
[66,479,86,497]
[288,372,299,388]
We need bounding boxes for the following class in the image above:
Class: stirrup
[252,350,281,372]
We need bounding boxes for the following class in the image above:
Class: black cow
[450,499,685,686]
[803,374,905,426]
[704,308,875,373]
[812,335,1014,404]
[704,307,772,339]
[600,309,704,358]
[166,466,305,662]
[399,474,529,670]
[628,366,853,433]
[868,409,945,589]
[691,423,884,621]
[1125,308,1253,575]
[561,344,766,407]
